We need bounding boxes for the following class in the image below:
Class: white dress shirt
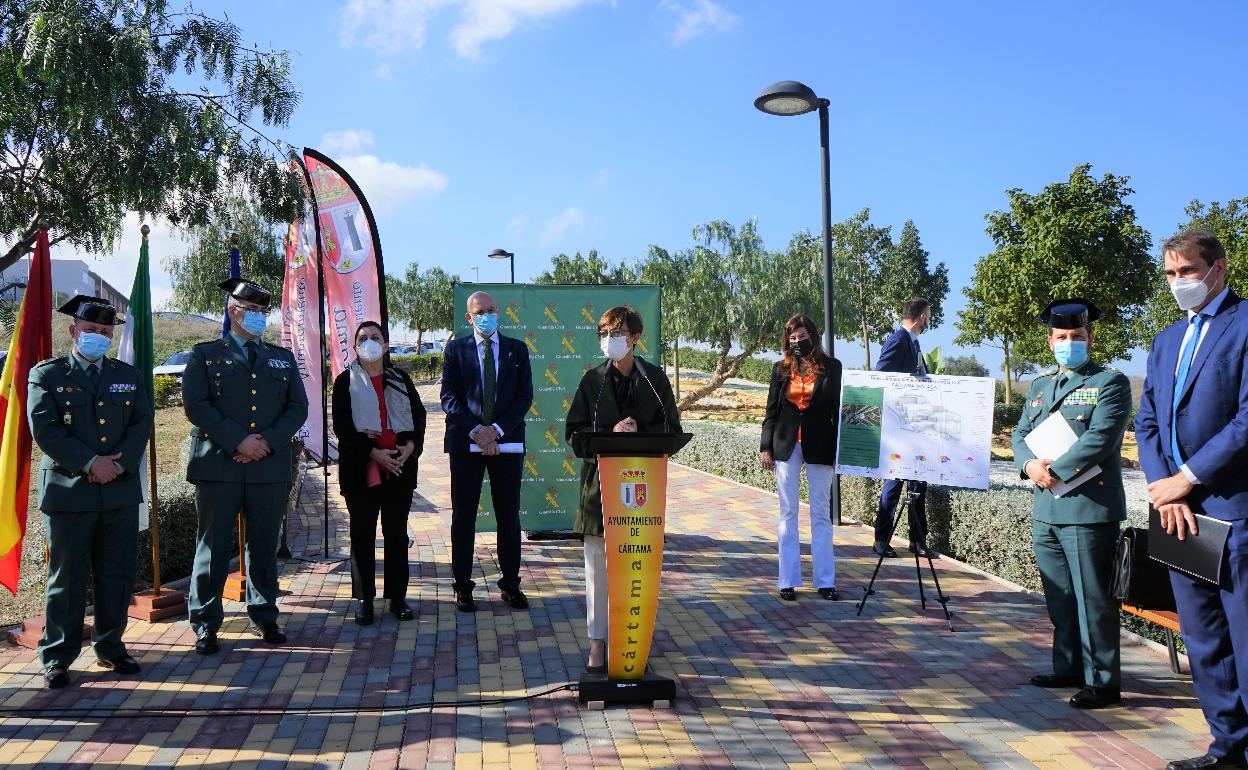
[471,331,504,440]
[1174,285,1230,484]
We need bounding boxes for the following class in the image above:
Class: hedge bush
[391,353,443,380]
[993,401,1024,434]
[153,375,181,407]
[676,349,775,384]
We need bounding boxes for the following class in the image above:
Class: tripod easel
[856,479,954,631]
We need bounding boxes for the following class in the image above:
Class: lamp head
[754,80,824,116]
[487,248,514,260]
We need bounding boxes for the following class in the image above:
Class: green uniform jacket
[27,356,154,513]
[182,336,310,484]
[1011,361,1131,525]
[564,358,681,537]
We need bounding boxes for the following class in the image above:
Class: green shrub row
[391,353,443,380]
[675,349,775,383]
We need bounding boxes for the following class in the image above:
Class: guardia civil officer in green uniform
[183,278,308,655]
[27,297,153,688]
[1012,299,1130,710]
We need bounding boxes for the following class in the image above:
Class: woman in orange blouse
[759,314,843,601]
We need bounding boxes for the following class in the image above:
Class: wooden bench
[1122,603,1182,674]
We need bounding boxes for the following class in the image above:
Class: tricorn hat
[218,278,273,309]
[1036,298,1103,329]
[57,295,124,325]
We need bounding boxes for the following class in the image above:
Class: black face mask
[790,338,814,358]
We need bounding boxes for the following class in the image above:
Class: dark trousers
[346,483,414,601]
[874,479,929,545]
[1170,519,1248,762]
[448,452,523,592]
[1032,520,1120,689]
[188,481,286,633]
[40,507,138,666]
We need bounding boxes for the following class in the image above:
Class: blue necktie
[1170,313,1206,468]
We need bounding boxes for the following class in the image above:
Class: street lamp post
[470,266,479,283]
[755,79,841,525]
[487,248,515,284]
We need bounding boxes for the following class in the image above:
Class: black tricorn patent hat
[218,278,273,309]
[57,295,124,325]
[1036,298,1103,329]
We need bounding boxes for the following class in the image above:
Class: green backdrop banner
[450,283,662,531]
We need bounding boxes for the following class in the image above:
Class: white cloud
[332,155,450,216]
[662,0,738,45]
[539,207,586,247]
[320,129,376,156]
[339,0,599,60]
[49,213,184,311]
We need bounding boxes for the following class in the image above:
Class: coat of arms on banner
[620,482,647,510]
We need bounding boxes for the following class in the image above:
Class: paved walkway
[0,407,1212,769]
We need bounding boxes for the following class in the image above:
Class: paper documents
[469,443,526,454]
[1022,411,1100,498]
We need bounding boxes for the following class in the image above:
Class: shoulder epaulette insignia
[33,357,61,368]
[193,340,218,348]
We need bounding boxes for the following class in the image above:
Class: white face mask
[1170,265,1215,311]
[601,334,631,361]
[357,339,385,362]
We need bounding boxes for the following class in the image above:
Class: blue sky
[83,1,1248,375]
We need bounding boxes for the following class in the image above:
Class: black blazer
[759,358,842,465]
[439,333,533,453]
[332,366,427,497]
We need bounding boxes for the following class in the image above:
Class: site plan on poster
[836,370,995,490]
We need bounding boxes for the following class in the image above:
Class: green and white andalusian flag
[117,230,156,530]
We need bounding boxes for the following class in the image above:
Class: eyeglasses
[598,329,631,339]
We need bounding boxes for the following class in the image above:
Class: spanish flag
[0,228,53,595]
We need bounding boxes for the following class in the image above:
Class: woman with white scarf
[332,321,427,625]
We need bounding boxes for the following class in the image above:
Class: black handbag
[1112,527,1177,611]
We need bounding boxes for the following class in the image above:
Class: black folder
[1147,505,1231,586]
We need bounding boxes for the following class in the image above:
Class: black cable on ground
[0,683,577,720]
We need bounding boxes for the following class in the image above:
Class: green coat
[27,356,154,512]
[1011,361,1131,525]
[564,357,681,537]
[181,336,309,484]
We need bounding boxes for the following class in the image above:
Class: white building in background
[0,257,129,313]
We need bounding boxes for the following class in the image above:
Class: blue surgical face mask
[473,312,498,336]
[1054,340,1089,369]
[241,310,267,337]
[76,331,112,360]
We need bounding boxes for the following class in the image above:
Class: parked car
[154,350,191,381]
[390,344,419,356]
[419,341,444,355]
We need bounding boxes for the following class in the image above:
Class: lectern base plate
[578,671,675,706]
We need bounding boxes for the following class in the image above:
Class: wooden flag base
[6,616,92,650]
[223,571,247,601]
[128,588,188,622]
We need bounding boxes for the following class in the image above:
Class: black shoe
[818,587,840,601]
[43,663,69,689]
[355,600,375,626]
[194,630,219,655]
[248,622,287,645]
[1029,672,1082,688]
[1069,685,1120,709]
[910,543,930,558]
[1166,755,1248,770]
[779,587,797,601]
[500,589,529,610]
[873,541,898,558]
[455,589,477,613]
[96,654,140,675]
[389,600,414,621]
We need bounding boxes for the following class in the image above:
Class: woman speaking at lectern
[759,314,843,602]
[565,306,681,674]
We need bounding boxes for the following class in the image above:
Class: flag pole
[142,225,163,597]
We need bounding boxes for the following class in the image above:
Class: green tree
[881,220,950,328]
[955,164,1154,403]
[534,250,635,284]
[387,262,457,346]
[940,354,990,378]
[0,0,303,271]
[1137,198,1248,341]
[642,219,819,409]
[164,198,285,315]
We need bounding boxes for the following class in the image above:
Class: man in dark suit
[183,278,308,655]
[873,297,933,557]
[441,290,534,612]
[27,297,153,688]
[1137,229,1248,770]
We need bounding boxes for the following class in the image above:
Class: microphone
[634,357,671,434]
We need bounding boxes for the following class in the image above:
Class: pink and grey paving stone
[0,407,1213,768]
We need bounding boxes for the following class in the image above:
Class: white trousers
[775,443,836,589]
[584,535,608,641]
